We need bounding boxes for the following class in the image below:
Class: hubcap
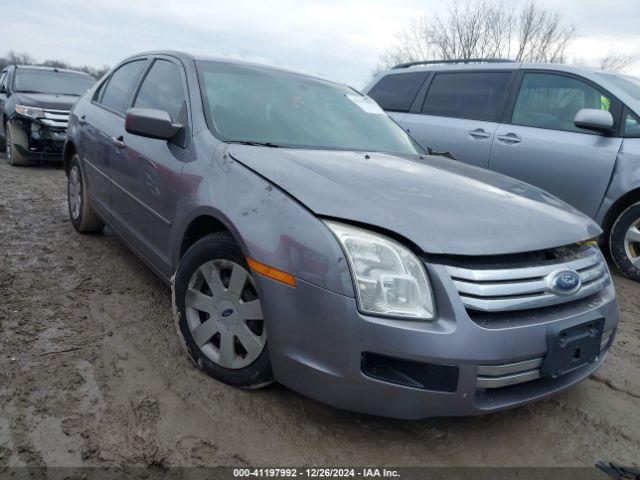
[185,259,265,369]
[624,219,640,268]
[68,165,82,220]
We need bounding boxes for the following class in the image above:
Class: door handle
[469,128,491,139]
[112,135,125,149]
[497,133,521,145]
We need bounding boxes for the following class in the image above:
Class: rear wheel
[610,201,640,282]
[68,154,104,233]
[173,233,274,388]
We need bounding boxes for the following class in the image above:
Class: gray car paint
[399,114,499,169]
[228,144,600,256]
[366,62,640,233]
[490,122,622,218]
[596,138,640,226]
[263,264,617,418]
[65,51,618,418]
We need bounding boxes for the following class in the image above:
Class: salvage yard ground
[0,154,639,468]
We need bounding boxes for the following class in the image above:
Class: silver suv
[365,60,640,281]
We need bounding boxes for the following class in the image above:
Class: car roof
[382,60,609,77]
[125,50,346,87]
[11,64,93,76]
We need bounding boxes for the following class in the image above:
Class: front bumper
[258,263,619,419]
[9,118,65,161]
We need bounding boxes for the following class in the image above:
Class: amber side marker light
[246,257,296,288]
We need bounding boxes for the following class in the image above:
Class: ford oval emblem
[547,269,581,296]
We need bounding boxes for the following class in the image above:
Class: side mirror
[574,108,614,133]
[125,108,183,140]
[0,84,7,95]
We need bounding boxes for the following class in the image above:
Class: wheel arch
[176,210,242,269]
[63,141,77,175]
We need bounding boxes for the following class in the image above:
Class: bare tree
[599,50,638,73]
[0,51,36,70]
[378,0,574,70]
[0,51,110,79]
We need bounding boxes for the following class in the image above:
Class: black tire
[173,232,274,389]
[5,122,31,166]
[610,201,640,282]
[67,154,105,233]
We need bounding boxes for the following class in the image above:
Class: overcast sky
[2,0,639,88]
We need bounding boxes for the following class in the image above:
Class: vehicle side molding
[574,108,614,133]
[125,108,183,140]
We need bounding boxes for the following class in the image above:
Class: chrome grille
[40,108,69,129]
[477,329,613,389]
[445,246,609,313]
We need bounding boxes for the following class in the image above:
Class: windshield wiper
[16,90,45,94]
[226,140,290,148]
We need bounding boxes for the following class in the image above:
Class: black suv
[0,65,95,165]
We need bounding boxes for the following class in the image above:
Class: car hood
[228,145,601,256]
[13,93,78,110]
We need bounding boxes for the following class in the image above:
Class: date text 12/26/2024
[233,469,400,478]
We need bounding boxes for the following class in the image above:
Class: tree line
[0,51,110,79]
[378,0,638,73]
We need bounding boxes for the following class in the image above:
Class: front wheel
[610,201,640,282]
[5,122,30,166]
[68,154,105,233]
[173,232,274,388]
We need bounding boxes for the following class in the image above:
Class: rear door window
[133,59,187,123]
[511,73,613,134]
[367,72,427,112]
[99,60,146,115]
[421,72,512,122]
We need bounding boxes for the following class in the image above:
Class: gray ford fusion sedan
[64,51,619,419]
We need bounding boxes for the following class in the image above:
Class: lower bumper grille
[477,329,613,389]
[361,352,459,392]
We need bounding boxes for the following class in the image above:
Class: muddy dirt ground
[0,154,639,469]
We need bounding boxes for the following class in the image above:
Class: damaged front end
[10,105,69,160]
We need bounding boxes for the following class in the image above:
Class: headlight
[15,105,45,119]
[325,220,435,320]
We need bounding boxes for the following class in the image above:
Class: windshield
[196,61,423,154]
[14,70,96,96]
[598,73,640,101]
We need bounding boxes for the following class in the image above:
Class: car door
[490,71,623,218]
[82,59,147,219]
[397,71,515,168]
[108,57,190,278]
